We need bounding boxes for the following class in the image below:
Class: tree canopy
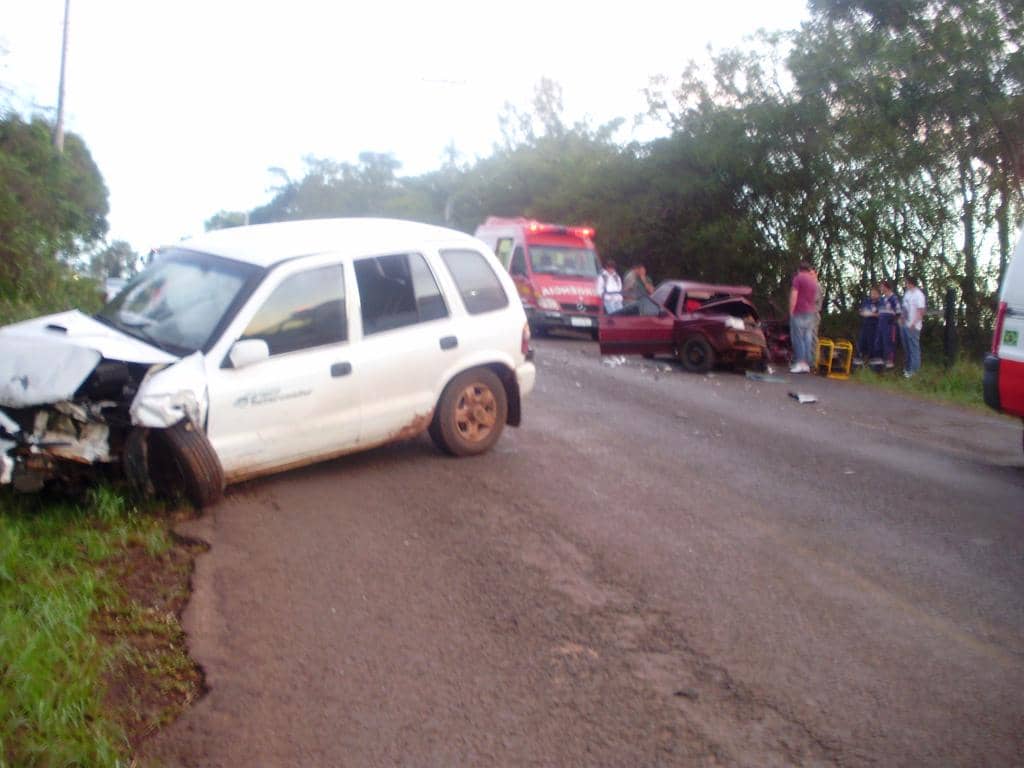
[0,111,109,321]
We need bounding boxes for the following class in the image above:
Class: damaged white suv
[0,218,536,506]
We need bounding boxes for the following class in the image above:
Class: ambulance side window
[494,238,514,269]
[509,246,527,276]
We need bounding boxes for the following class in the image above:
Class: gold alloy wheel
[454,383,498,443]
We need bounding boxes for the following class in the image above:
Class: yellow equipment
[816,337,854,379]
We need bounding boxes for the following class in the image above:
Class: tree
[205,210,248,231]
[0,111,108,320]
[89,239,138,279]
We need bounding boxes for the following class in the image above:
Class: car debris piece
[745,370,786,383]
[789,392,819,404]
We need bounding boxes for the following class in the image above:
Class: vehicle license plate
[570,316,592,328]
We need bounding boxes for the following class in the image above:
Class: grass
[849,358,986,410]
[0,486,202,767]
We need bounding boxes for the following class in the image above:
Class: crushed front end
[1,358,153,492]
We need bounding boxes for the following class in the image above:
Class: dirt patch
[96,511,208,755]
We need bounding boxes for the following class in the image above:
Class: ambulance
[984,227,1024,451]
[474,217,601,337]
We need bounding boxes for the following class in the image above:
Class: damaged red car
[598,281,768,373]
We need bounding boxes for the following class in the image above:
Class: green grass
[850,358,986,409]
[0,486,177,767]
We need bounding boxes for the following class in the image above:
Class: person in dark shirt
[855,286,881,365]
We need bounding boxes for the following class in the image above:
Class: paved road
[149,336,1024,767]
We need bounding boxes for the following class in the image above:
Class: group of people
[789,261,927,378]
[596,261,653,313]
[854,277,926,375]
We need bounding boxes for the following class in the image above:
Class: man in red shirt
[789,261,820,373]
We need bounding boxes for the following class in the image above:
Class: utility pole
[53,0,71,153]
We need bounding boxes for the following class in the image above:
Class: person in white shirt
[596,260,623,314]
[899,276,926,377]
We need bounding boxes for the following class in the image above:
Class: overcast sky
[1,1,808,254]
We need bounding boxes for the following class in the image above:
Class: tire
[147,421,225,508]
[590,327,600,341]
[678,336,715,373]
[429,368,508,457]
[529,320,548,338]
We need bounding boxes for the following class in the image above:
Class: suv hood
[0,310,177,408]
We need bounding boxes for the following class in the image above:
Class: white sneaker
[789,362,810,374]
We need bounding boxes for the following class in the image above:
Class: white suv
[0,218,536,505]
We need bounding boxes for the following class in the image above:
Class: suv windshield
[97,249,260,355]
[528,245,598,278]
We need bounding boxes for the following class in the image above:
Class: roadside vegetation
[851,359,986,410]
[0,487,203,767]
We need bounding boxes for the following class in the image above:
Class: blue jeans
[790,312,817,365]
[900,325,921,373]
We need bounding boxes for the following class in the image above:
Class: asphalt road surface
[148,336,1024,767]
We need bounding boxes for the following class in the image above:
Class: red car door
[598,296,676,355]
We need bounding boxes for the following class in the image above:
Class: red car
[598,281,768,373]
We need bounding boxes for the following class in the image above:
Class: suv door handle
[331,362,352,377]
[440,336,458,350]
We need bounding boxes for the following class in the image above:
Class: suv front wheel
[429,368,508,456]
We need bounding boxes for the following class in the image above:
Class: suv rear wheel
[429,368,508,456]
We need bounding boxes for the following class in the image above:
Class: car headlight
[724,316,745,330]
[537,297,560,311]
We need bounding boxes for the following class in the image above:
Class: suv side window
[494,237,514,268]
[240,265,346,356]
[441,249,510,315]
[355,253,448,334]
[509,246,527,276]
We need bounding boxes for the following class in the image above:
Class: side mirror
[228,339,270,369]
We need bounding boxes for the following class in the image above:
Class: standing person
[876,281,901,368]
[900,276,926,378]
[596,260,623,314]
[855,286,881,366]
[788,261,819,373]
[622,263,654,302]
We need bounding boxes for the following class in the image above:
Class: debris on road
[674,688,700,701]
[789,392,819,404]
[746,371,786,383]
[602,355,628,367]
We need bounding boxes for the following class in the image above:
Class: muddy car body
[598,280,767,372]
[0,218,536,505]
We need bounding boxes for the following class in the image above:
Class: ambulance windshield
[528,246,599,278]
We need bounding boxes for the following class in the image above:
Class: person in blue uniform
[855,286,881,365]
[877,281,901,369]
